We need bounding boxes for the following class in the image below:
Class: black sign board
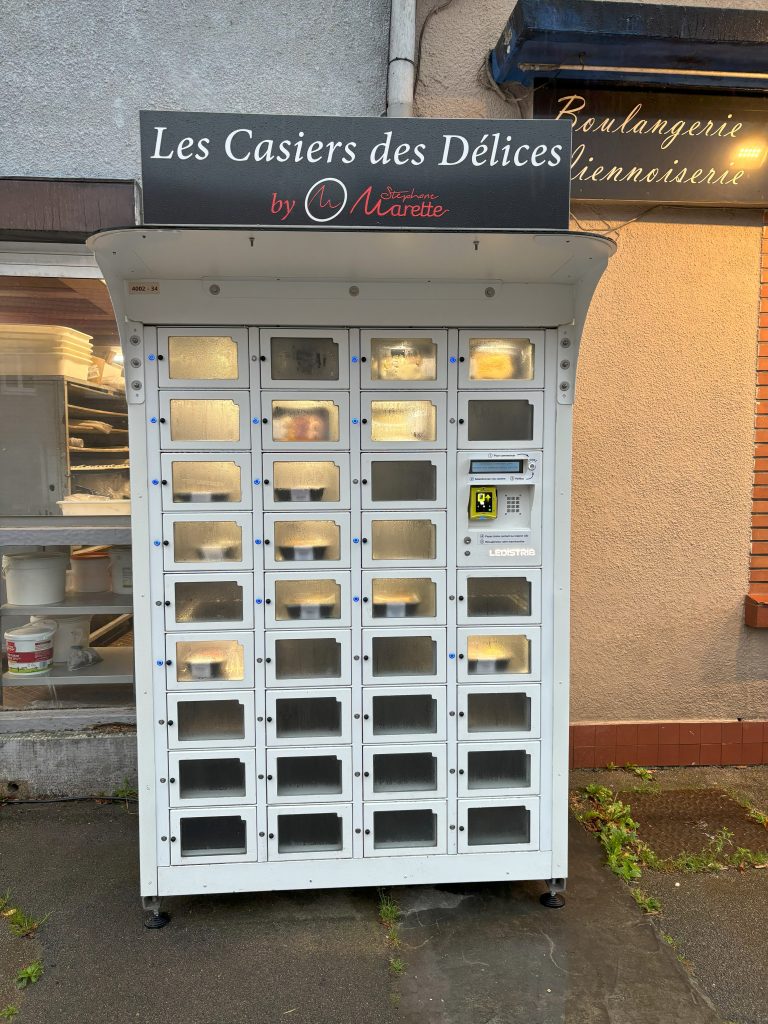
[139,111,571,230]
[533,85,768,206]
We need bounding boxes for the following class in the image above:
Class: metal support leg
[142,895,171,929]
[539,877,566,909]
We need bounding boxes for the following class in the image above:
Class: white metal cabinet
[168,749,257,807]
[266,747,352,804]
[260,392,350,451]
[263,512,351,569]
[265,687,352,746]
[361,512,446,568]
[457,391,543,450]
[264,571,352,628]
[160,452,253,511]
[163,572,255,631]
[259,328,350,389]
[457,741,540,798]
[267,804,353,861]
[361,392,447,450]
[159,391,251,450]
[457,798,539,853]
[363,686,447,743]
[157,327,250,389]
[166,691,256,749]
[360,330,448,389]
[261,452,351,511]
[361,570,446,625]
[265,629,351,687]
[362,627,446,685]
[364,801,447,857]
[457,685,540,741]
[457,626,541,683]
[458,330,545,389]
[169,807,258,865]
[164,632,255,690]
[361,452,447,510]
[363,744,447,800]
[457,569,541,624]
[162,512,254,571]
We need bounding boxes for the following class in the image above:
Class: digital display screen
[469,485,497,520]
[470,459,524,474]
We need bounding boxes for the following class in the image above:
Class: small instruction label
[128,281,160,294]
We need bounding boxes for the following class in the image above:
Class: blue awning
[491,0,768,91]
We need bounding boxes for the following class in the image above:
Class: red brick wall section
[748,212,768,603]
[570,721,768,768]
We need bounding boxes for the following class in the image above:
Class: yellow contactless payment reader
[469,485,497,520]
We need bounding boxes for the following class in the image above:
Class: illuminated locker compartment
[360,330,447,389]
[264,572,351,627]
[165,632,254,690]
[160,452,253,511]
[267,805,353,860]
[457,392,543,449]
[457,627,541,683]
[362,687,446,743]
[170,808,258,865]
[364,801,447,857]
[168,750,256,806]
[262,453,350,510]
[458,331,545,389]
[362,570,446,625]
[457,799,539,853]
[457,570,541,624]
[162,513,253,571]
[166,691,256,748]
[361,393,446,450]
[163,573,254,631]
[457,742,539,797]
[159,391,251,450]
[261,393,349,451]
[362,628,446,684]
[265,630,350,687]
[361,512,446,567]
[266,748,352,804]
[263,513,350,569]
[157,328,250,388]
[259,328,349,389]
[457,686,540,741]
[361,453,446,510]
[363,745,446,800]
[265,688,351,746]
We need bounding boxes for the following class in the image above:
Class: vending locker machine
[89,228,613,920]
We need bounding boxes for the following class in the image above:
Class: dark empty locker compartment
[178,757,246,799]
[278,812,344,853]
[269,335,340,381]
[373,808,437,850]
[467,804,530,846]
[370,459,437,503]
[275,636,342,680]
[466,398,533,442]
[372,694,438,736]
[372,752,438,794]
[466,576,532,618]
[372,634,436,677]
[371,577,436,619]
[467,692,531,734]
[275,696,342,738]
[173,579,244,624]
[277,754,344,798]
[370,518,436,561]
[466,749,531,790]
[180,815,247,857]
[177,699,246,742]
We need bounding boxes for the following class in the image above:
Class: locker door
[163,572,254,631]
[361,452,447,510]
[267,804,353,860]
[265,688,352,746]
[363,801,447,857]
[266,747,352,804]
[159,391,251,450]
[457,626,541,683]
[362,686,447,743]
[157,328,250,388]
[162,512,253,572]
[456,569,541,624]
[457,685,540,741]
[458,330,545,389]
[363,744,447,800]
[457,392,543,450]
[361,393,447,450]
[360,330,448,389]
[168,749,256,807]
[166,691,256,749]
[160,452,253,511]
[457,798,539,853]
[262,453,351,511]
[362,627,447,685]
[361,512,446,568]
[259,329,350,389]
[164,632,255,690]
[263,512,351,569]
[361,570,446,625]
[457,741,540,798]
[260,392,350,451]
[265,629,351,687]
[170,807,258,864]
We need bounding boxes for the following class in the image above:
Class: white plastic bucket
[31,614,91,664]
[2,552,68,605]
[70,551,111,593]
[5,620,56,675]
[109,547,133,594]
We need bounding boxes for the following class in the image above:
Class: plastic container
[5,620,56,675]
[2,552,68,605]
[57,497,131,516]
[30,614,91,664]
[70,550,111,593]
[0,324,94,380]
[109,547,133,594]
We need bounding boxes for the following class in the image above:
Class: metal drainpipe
[386,0,416,117]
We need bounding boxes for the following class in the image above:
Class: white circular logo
[304,178,347,223]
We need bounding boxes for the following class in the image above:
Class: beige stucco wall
[416,0,768,721]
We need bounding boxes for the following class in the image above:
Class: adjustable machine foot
[142,896,170,929]
[539,878,566,909]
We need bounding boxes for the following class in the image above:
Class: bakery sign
[139,111,571,230]
[533,85,768,206]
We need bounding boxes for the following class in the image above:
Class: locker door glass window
[177,699,246,744]
[372,808,438,850]
[180,815,248,858]
[370,400,436,443]
[468,337,534,382]
[467,576,531,618]
[370,519,436,561]
[272,461,341,503]
[467,633,530,675]
[169,398,242,443]
[468,399,533,443]
[467,691,532,734]
[371,576,436,619]
[371,751,439,795]
[173,638,247,685]
[168,334,239,382]
[278,812,344,854]
[274,578,342,622]
[275,636,342,681]
[271,399,339,444]
[275,695,343,740]
[370,337,438,383]
[465,748,531,791]
[169,459,244,507]
[172,579,246,626]
[372,634,437,678]
[269,336,340,382]
[467,804,530,847]
[178,757,247,800]
[371,459,436,504]
[171,519,244,565]
[371,693,438,737]
[273,519,341,563]
[274,753,346,800]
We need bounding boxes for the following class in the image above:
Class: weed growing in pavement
[2,906,49,939]
[388,957,406,976]
[377,890,404,954]
[15,961,43,990]
[113,778,138,801]
[0,1006,18,1020]
[624,764,656,783]
[571,784,644,882]
[630,889,661,914]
